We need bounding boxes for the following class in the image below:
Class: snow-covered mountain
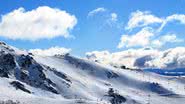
[0,42,185,104]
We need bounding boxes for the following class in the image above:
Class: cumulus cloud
[117,28,154,48]
[118,31,183,49]
[86,10,185,69]
[88,7,106,17]
[0,6,77,41]
[29,46,71,56]
[126,10,163,30]
[118,11,184,49]
[86,47,185,69]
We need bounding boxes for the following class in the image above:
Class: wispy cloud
[152,34,184,48]
[158,14,185,31]
[125,10,163,30]
[88,7,122,30]
[88,7,107,17]
[110,13,118,22]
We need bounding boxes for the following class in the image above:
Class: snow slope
[0,42,185,104]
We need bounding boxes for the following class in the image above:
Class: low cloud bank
[29,46,71,56]
[86,47,185,69]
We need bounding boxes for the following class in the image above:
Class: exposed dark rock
[0,53,16,78]
[52,69,71,83]
[0,41,6,45]
[27,64,59,94]
[104,83,111,86]
[12,55,59,94]
[0,53,16,70]
[0,68,9,78]
[10,81,31,94]
[43,65,71,88]
[106,71,119,79]
[120,65,126,69]
[75,99,86,104]
[17,55,33,68]
[28,52,33,56]
[20,71,28,81]
[106,88,126,104]
[64,55,94,71]
[0,43,15,52]
[0,43,67,95]
[0,100,20,104]
[148,82,177,96]
[45,85,59,94]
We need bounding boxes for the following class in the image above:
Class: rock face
[10,81,31,94]
[0,53,16,78]
[107,88,126,104]
[15,54,59,94]
[0,43,72,95]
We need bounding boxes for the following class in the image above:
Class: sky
[0,0,185,58]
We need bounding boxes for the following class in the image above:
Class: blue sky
[0,0,185,56]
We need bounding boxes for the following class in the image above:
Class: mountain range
[0,42,185,104]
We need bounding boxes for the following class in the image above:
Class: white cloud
[86,47,185,69]
[88,7,106,17]
[0,6,77,41]
[146,47,185,69]
[161,34,183,43]
[152,34,184,47]
[117,28,154,48]
[86,48,160,68]
[158,14,185,31]
[87,10,185,69]
[29,46,71,56]
[88,8,120,28]
[86,51,111,65]
[126,10,163,30]
[119,11,185,49]
[105,12,120,28]
[110,13,117,22]
[126,11,185,31]
[118,31,183,49]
